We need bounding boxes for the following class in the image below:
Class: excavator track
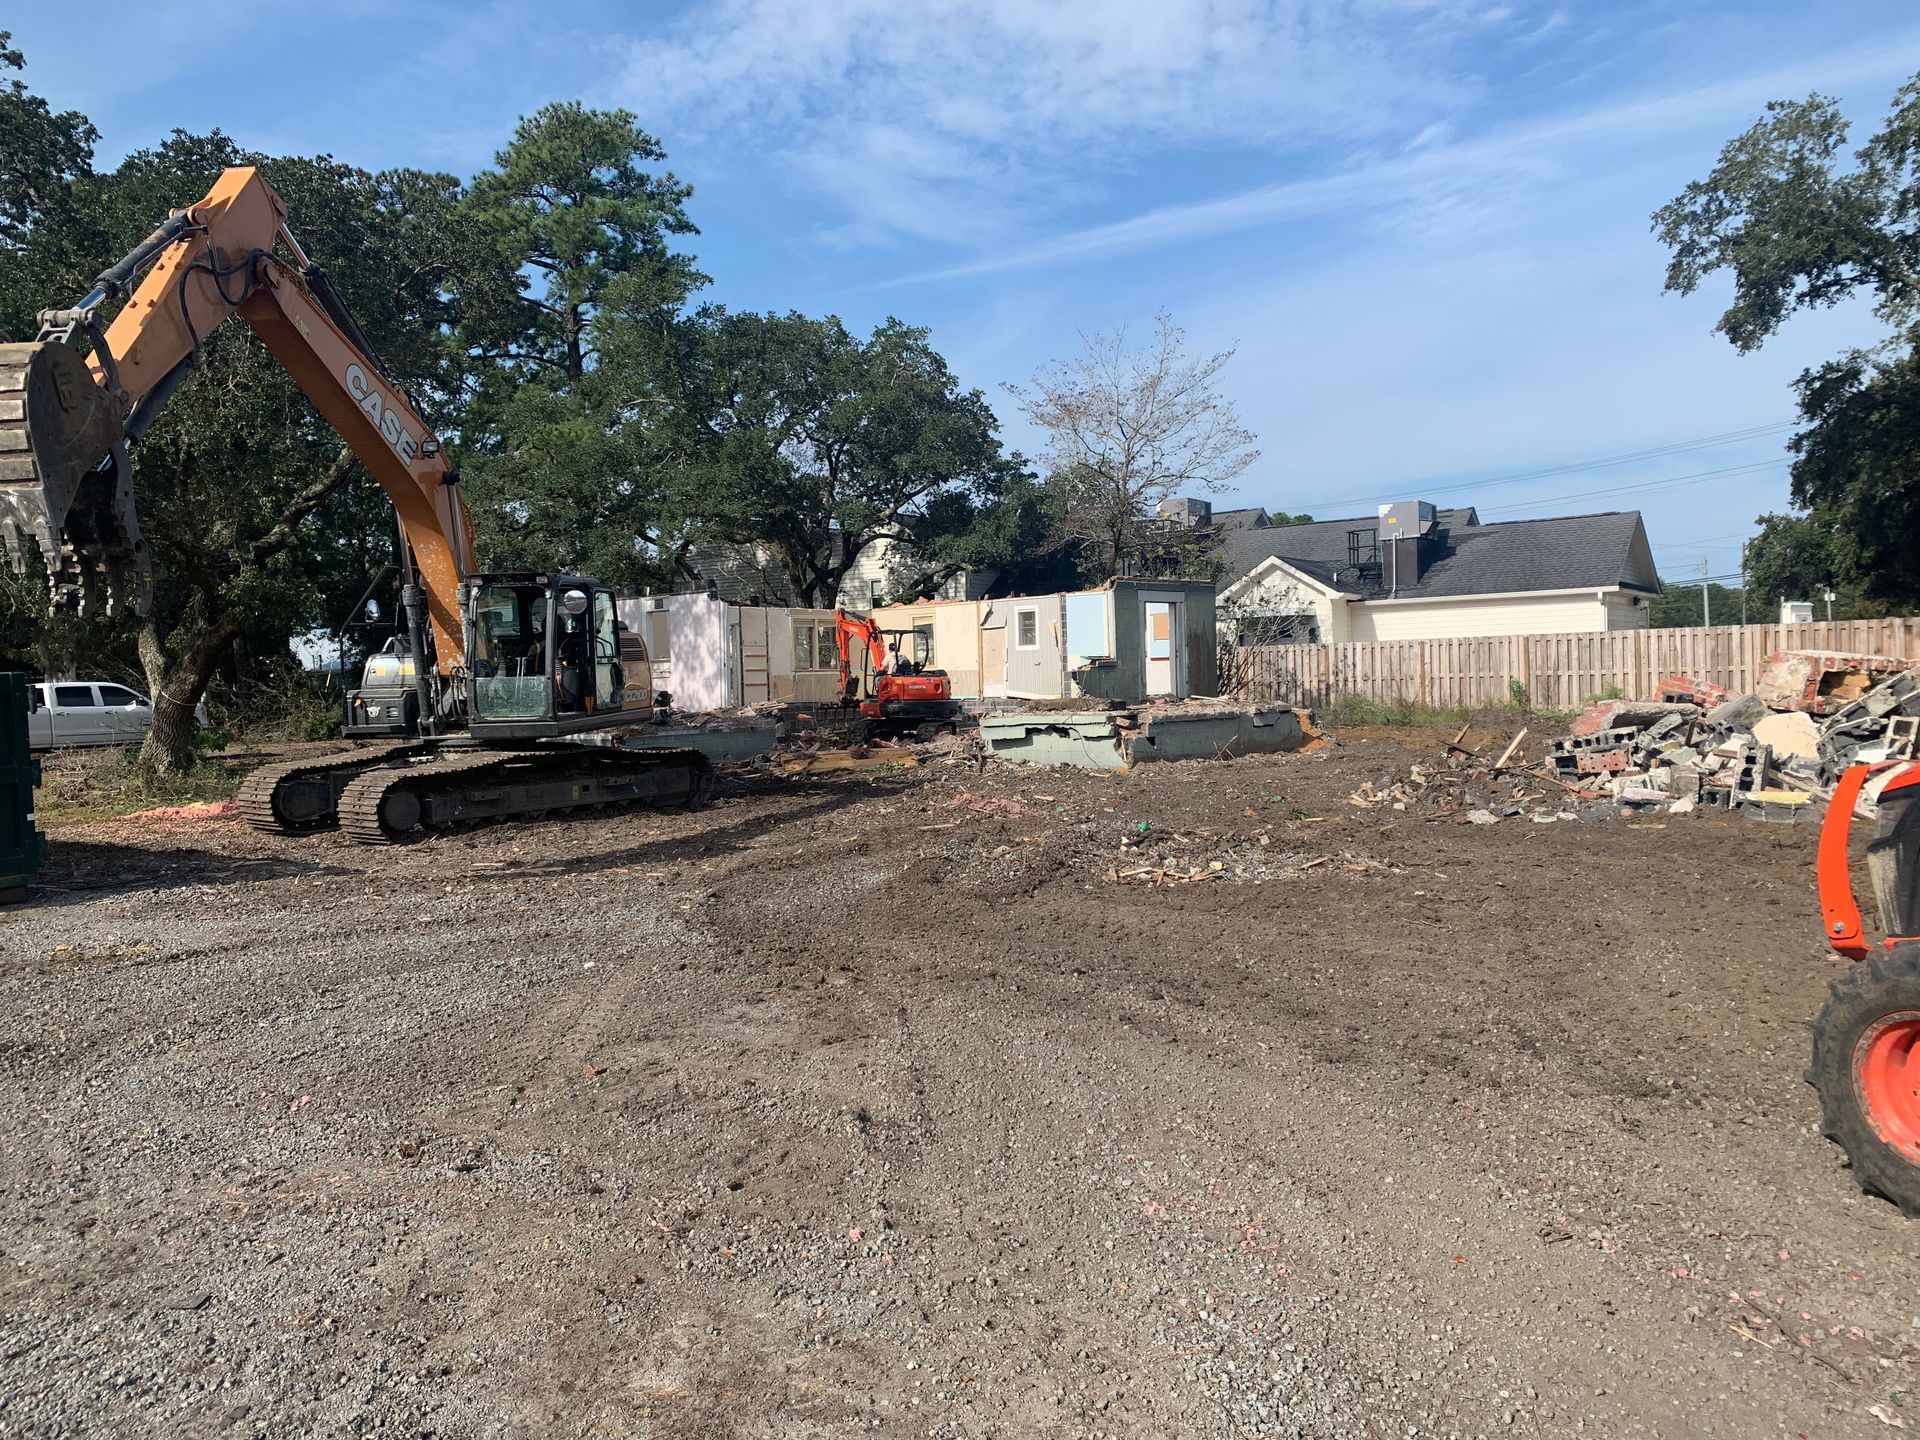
[336,744,714,845]
[237,741,433,833]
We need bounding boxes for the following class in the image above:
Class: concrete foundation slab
[980,705,1318,769]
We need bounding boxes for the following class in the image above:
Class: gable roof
[1221,509,1660,600]
[1210,506,1271,536]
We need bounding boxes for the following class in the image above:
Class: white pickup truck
[27,681,208,750]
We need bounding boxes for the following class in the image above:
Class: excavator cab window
[555,589,592,713]
[591,591,621,708]
[884,629,925,676]
[470,582,555,719]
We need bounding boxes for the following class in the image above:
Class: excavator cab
[462,574,626,738]
[343,573,629,740]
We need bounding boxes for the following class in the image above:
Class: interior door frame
[1139,593,1187,698]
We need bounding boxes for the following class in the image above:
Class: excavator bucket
[0,340,145,616]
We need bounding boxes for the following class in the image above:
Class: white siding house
[836,533,1001,610]
[1218,506,1661,642]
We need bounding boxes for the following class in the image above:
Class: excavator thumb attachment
[0,340,146,616]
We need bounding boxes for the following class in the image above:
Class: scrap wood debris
[1109,847,1387,886]
[772,719,985,774]
[1350,648,1920,825]
[774,748,921,773]
[946,790,1028,816]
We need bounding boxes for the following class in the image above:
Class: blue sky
[10,0,1919,596]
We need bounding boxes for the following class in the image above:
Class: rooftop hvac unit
[1376,501,1436,539]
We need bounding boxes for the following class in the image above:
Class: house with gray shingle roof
[1197,499,1662,642]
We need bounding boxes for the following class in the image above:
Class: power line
[1665,571,1748,586]
[1477,459,1789,515]
[1289,420,1797,514]
[1652,531,1750,551]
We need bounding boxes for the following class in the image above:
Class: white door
[96,683,152,742]
[48,683,110,744]
[980,624,1006,697]
[1144,601,1181,697]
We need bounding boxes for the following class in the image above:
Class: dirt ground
[2,732,1915,1439]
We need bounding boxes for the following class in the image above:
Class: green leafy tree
[1648,581,1747,628]
[679,311,1023,605]
[458,103,706,586]
[1741,512,1889,619]
[0,30,96,297]
[880,472,1061,601]
[1654,75,1920,609]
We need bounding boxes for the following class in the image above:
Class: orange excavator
[832,609,960,736]
[1811,759,1920,1214]
[0,166,709,841]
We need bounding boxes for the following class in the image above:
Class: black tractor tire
[1808,940,1920,1216]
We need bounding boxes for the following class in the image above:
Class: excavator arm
[833,608,891,703]
[0,166,474,669]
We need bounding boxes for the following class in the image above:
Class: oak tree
[1655,75,1920,609]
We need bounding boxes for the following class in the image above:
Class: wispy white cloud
[610,0,1536,245]
[875,28,1920,283]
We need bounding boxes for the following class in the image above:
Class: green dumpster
[0,673,46,903]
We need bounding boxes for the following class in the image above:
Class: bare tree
[1009,312,1259,579]
[1215,583,1320,699]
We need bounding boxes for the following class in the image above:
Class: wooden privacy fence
[1231,618,1920,711]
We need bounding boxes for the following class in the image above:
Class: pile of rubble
[1349,735,1598,825]
[1352,649,1920,825]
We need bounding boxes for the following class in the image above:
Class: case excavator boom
[0,166,710,842]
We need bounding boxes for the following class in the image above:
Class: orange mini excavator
[832,609,960,737]
[1811,758,1920,1214]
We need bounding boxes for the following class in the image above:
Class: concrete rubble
[1350,648,1920,825]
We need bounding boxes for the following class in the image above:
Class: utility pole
[1825,587,1836,622]
[1700,557,1711,628]
[1739,540,1748,625]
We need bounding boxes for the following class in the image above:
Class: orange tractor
[1812,759,1920,1214]
[832,609,960,737]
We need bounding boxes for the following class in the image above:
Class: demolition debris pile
[1350,649,1920,824]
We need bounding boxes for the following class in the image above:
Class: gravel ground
[2,733,1915,1439]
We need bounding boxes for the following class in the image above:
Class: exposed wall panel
[999,594,1067,698]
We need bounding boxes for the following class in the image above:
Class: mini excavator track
[336,744,714,844]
